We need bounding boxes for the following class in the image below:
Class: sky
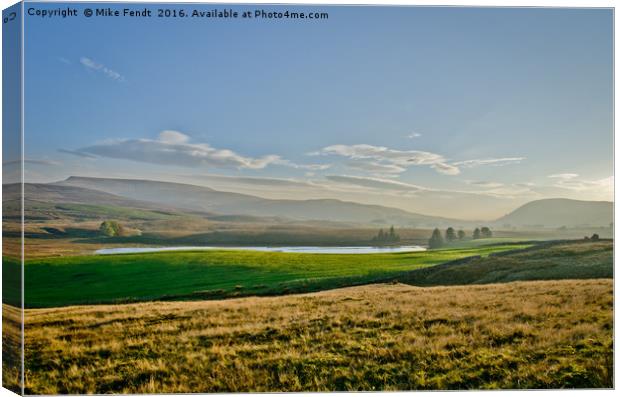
[9,3,614,220]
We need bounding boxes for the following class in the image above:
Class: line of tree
[473,227,493,239]
[372,226,400,244]
[428,226,493,249]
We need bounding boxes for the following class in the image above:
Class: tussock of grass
[21,279,612,393]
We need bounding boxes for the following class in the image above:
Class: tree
[481,226,493,238]
[591,233,600,241]
[473,227,481,239]
[372,226,400,244]
[428,228,444,249]
[445,227,457,242]
[457,229,466,240]
[99,220,125,237]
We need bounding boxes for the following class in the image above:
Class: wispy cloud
[311,144,524,177]
[64,131,329,171]
[58,149,98,159]
[453,157,526,168]
[185,174,318,188]
[80,57,124,81]
[326,174,537,200]
[548,173,580,180]
[3,158,61,166]
[345,160,405,175]
[466,180,505,189]
[326,175,432,192]
[311,144,460,175]
[272,159,331,171]
[548,173,613,193]
[406,132,422,138]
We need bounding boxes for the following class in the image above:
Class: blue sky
[16,3,613,219]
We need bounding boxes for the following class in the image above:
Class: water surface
[95,245,426,255]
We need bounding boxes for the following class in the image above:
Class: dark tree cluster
[99,220,125,237]
[473,227,493,239]
[428,226,493,249]
[372,226,400,244]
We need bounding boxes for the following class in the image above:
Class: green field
[397,240,612,286]
[11,242,529,308]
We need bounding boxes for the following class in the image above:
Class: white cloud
[548,173,580,180]
[66,131,329,171]
[453,157,526,168]
[466,180,505,188]
[430,162,460,176]
[272,158,331,171]
[313,144,459,175]
[407,132,422,138]
[325,174,538,200]
[312,144,524,177]
[78,137,278,169]
[158,130,190,144]
[345,160,405,175]
[326,175,431,192]
[548,174,613,193]
[185,174,318,188]
[80,57,124,81]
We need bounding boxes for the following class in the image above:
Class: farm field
[10,241,530,307]
[20,278,613,393]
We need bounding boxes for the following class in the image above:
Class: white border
[0,1,616,397]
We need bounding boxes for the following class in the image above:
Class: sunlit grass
[20,279,613,393]
[12,242,529,307]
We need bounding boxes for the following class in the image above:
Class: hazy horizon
[6,4,613,220]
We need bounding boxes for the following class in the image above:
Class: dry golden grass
[2,303,22,393]
[21,278,612,393]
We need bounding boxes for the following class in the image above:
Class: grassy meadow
[398,240,613,286]
[20,279,612,393]
[11,241,530,307]
[2,235,613,392]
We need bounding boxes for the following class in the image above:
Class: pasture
[12,242,530,307]
[20,279,613,393]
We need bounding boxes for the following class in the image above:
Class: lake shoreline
[95,245,427,255]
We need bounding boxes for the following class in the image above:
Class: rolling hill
[5,178,613,230]
[2,183,191,222]
[495,198,612,228]
[57,176,461,227]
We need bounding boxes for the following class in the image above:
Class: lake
[95,245,427,255]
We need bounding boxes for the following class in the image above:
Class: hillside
[396,240,612,286]
[495,198,612,228]
[19,279,613,393]
[3,183,163,208]
[2,183,191,222]
[57,176,460,227]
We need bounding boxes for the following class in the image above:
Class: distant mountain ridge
[3,183,170,210]
[57,176,462,227]
[7,177,611,229]
[495,198,612,228]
